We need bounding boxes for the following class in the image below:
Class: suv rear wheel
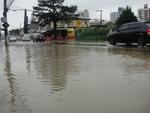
[137,36,145,47]
[109,37,116,46]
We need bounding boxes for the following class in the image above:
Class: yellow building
[51,18,90,28]
[48,18,90,39]
[41,18,90,40]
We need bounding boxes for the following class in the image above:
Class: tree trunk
[53,20,57,40]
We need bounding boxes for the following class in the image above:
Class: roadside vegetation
[76,26,110,42]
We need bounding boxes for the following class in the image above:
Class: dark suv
[107,22,150,46]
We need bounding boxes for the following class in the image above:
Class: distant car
[107,22,150,46]
[9,36,17,42]
[22,34,31,41]
[17,36,22,41]
[33,33,45,42]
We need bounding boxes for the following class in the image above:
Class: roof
[71,17,91,20]
[123,22,144,25]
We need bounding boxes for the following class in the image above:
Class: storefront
[43,28,75,41]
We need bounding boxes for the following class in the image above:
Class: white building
[110,7,124,22]
[78,10,90,19]
[138,4,150,22]
[138,9,145,22]
[110,12,119,23]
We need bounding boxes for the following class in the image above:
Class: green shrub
[76,27,109,41]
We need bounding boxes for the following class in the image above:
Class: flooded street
[0,42,150,113]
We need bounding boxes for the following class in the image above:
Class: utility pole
[96,10,103,25]
[3,0,9,47]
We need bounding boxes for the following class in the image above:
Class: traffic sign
[2,22,9,28]
[1,17,6,23]
[76,20,81,28]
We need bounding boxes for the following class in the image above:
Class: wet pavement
[0,41,150,113]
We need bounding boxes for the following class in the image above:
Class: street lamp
[96,10,103,25]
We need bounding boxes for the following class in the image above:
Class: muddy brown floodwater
[0,43,150,113]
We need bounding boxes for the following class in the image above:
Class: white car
[9,36,17,42]
[22,34,31,41]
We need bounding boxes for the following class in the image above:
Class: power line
[7,0,15,10]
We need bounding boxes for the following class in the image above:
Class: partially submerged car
[9,36,17,42]
[33,33,45,42]
[22,34,31,41]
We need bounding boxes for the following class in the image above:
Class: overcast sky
[0,0,150,29]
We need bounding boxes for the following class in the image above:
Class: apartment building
[110,7,124,22]
[138,4,150,22]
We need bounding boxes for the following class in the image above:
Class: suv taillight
[147,28,150,35]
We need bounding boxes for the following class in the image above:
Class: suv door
[117,24,129,43]
[127,23,140,43]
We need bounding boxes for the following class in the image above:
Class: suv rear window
[129,24,140,29]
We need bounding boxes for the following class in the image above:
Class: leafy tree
[9,29,20,35]
[104,22,117,30]
[33,0,77,39]
[116,6,138,27]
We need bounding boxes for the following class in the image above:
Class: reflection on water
[107,47,150,83]
[108,47,150,71]
[0,46,31,113]
[25,47,31,73]
[32,45,79,92]
[4,47,17,112]
[0,43,150,113]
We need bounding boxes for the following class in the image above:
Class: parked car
[22,34,31,41]
[33,33,45,42]
[107,22,150,46]
[17,35,22,41]
[9,36,17,42]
